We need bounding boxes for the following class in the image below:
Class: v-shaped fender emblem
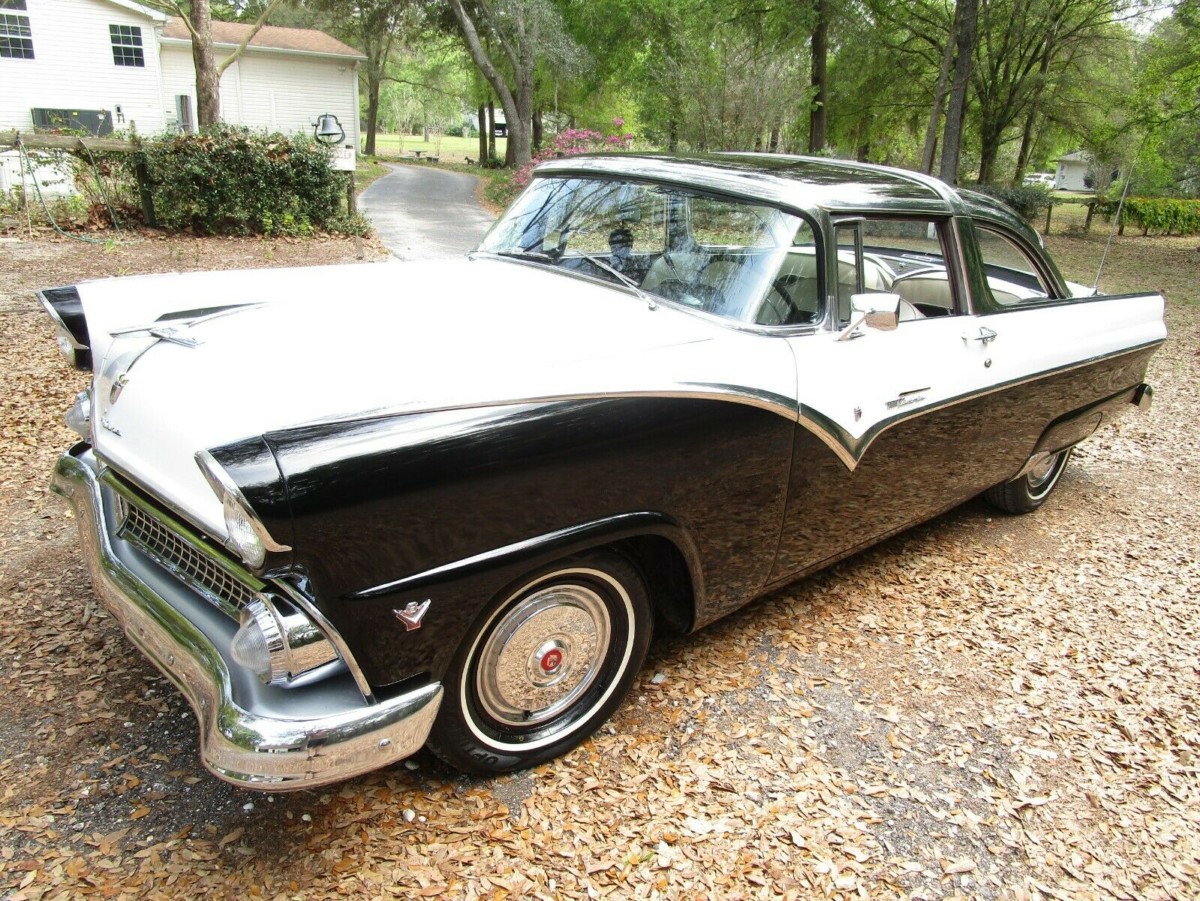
[394,599,432,631]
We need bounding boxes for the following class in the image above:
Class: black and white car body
[42,154,1165,788]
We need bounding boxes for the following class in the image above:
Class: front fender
[261,395,794,688]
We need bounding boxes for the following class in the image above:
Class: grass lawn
[364,133,506,166]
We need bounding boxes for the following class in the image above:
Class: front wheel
[984,447,1073,514]
[427,549,652,774]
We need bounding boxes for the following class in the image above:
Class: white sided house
[1,0,364,194]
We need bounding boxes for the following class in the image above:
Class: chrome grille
[114,493,258,619]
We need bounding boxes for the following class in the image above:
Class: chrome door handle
[962,326,998,346]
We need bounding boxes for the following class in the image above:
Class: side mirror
[850,293,901,331]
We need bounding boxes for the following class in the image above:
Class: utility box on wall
[30,108,114,136]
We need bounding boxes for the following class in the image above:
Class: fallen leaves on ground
[0,230,1197,899]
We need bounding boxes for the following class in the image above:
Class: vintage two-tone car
[41,154,1164,789]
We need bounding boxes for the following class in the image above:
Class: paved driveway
[358,163,496,260]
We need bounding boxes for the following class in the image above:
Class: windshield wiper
[572,251,658,311]
[471,248,554,263]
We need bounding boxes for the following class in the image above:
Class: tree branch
[476,0,522,81]
[140,0,199,39]
[447,0,517,115]
[217,0,285,74]
[380,75,460,98]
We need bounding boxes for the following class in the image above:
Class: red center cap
[541,649,563,672]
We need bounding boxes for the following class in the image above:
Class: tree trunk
[190,0,221,127]
[768,123,781,152]
[487,101,496,164]
[939,0,976,184]
[977,124,1001,184]
[1013,46,1053,185]
[921,7,958,174]
[808,0,829,153]
[364,73,380,156]
[1013,107,1038,186]
[190,0,282,128]
[446,0,534,168]
[504,71,535,168]
[668,118,678,153]
[532,108,543,153]
[477,103,487,164]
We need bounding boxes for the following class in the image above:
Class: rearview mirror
[850,293,900,331]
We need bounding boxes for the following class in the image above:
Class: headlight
[231,595,341,686]
[223,496,266,569]
[195,449,290,570]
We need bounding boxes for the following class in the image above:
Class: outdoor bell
[314,113,344,145]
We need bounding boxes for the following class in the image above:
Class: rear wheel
[984,447,1073,514]
[427,549,652,774]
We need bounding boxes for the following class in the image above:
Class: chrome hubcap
[475,585,611,728]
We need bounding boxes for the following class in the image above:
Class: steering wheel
[756,274,814,325]
[650,279,726,312]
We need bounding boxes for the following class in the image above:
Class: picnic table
[410,150,426,159]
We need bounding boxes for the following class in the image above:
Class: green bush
[1094,196,1200,236]
[973,184,1053,222]
[129,126,352,235]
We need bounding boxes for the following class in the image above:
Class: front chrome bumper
[51,447,442,791]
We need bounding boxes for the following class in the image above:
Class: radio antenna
[1092,155,1136,295]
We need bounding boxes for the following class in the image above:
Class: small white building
[1,0,364,193]
[1055,151,1093,192]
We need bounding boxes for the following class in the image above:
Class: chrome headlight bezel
[37,288,92,371]
[195,449,291,570]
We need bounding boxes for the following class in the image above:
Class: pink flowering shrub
[491,123,636,206]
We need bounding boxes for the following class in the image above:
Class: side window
[0,0,34,60]
[110,24,145,67]
[974,226,1052,306]
[758,220,822,326]
[835,218,957,324]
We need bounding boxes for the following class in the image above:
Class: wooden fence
[0,129,157,225]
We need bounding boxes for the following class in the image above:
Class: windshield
[479,176,821,327]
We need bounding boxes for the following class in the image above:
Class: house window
[0,1,34,61]
[110,24,144,67]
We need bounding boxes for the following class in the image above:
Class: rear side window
[974,226,1052,306]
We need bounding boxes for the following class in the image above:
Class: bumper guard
[51,448,442,790]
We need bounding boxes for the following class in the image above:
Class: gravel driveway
[0,232,1196,899]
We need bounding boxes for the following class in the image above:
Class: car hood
[78,259,797,541]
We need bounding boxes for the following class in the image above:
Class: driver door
[771,216,994,580]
